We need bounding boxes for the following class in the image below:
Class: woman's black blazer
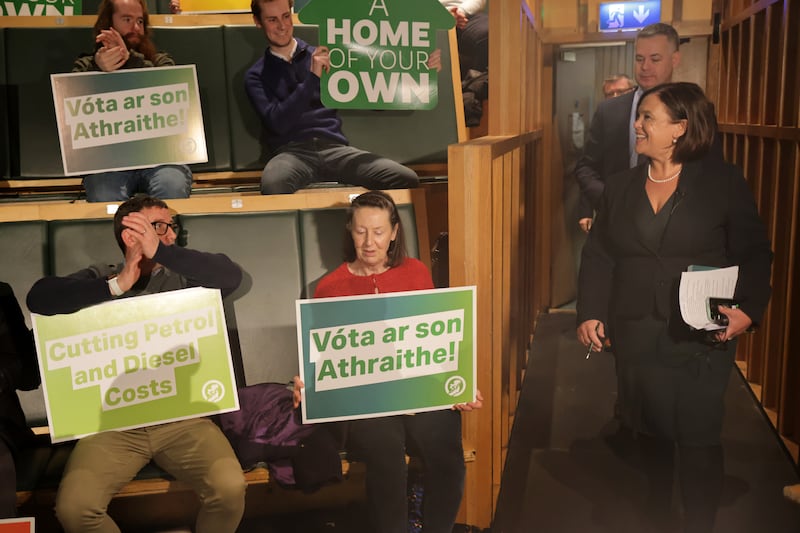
[576,154,772,332]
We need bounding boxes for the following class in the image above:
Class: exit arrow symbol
[633,5,650,24]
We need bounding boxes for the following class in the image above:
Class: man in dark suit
[575,23,681,233]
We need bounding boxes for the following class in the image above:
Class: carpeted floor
[491,312,800,533]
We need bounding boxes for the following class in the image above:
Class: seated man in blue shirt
[245,0,420,194]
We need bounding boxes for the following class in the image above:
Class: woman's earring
[672,138,677,144]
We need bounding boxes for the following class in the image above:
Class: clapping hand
[94,28,129,72]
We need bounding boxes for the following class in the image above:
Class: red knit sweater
[313,258,434,298]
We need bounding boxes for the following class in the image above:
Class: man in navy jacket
[246,0,419,194]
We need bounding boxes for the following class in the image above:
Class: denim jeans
[82,165,193,202]
[261,139,419,194]
[347,410,465,533]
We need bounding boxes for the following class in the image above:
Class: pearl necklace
[647,164,682,184]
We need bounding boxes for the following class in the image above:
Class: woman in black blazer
[576,83,772,533]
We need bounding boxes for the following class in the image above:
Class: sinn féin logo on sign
[445,376,466,397]
[202,380,225,402]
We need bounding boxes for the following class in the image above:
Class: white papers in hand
[678,266,739,331]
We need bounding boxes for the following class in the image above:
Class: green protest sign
[31,288,239,443]
[1,0,81,15]
[50,65,207,176]
[296,286,476,423]
[298,0,454,110]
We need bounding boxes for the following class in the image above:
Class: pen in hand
[586,322,601,360]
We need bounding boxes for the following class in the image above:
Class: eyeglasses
[604,88,634,98]
[151,221,180,235]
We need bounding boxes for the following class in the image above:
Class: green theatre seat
[1,29,8,180]
[5,27,94,179]
[177,211,305,385]
[47,218,118,276]
[154,26,232,173]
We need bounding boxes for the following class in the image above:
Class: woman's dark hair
[93,0,156,62]
[639,81,718,163]
[251,0,294,19]
[343,191,407,268]
[113,195,168,252]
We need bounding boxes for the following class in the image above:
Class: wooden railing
[448,131,547,527]
[709,0,800,463]
[441,2,552,527]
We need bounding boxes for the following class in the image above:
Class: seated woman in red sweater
[296,190,481,533]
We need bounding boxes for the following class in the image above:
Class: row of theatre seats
[1,15,456,525]
[0,23,460,191]
[4,193,423,526]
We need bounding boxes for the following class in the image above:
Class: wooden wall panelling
[735,133,746,167]
[449,132,543,528]
[506,148,522,430]
[494,151,509,458]
[738,18,751,123]
[694,0,799,463]
[759,140,787,410]
[731,24,743,123]
[738,135,760,373]
[782,2,800,127]
[449,139,496,528]
[775,1,791,127]
[731,22,751,124]
[750,10,766,124]
[744,136,777,383]
[763,3,782,126]
[777,142,800,455]
[762,140,798,411]
[720,24,730,122]
[707,2,722,105]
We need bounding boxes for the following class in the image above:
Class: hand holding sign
[453,389,482,411]
[427,49,442,72]
[310,46,331,78]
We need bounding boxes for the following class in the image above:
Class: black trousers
[613,316,735,533]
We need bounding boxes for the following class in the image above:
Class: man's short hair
[251,0,294,19]
[636,22,680,52]
[602,74,635,96]
[113,195,169,252]
[603,74,634,88]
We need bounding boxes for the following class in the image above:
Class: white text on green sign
[45,307,217,410]
[310,309,464,391]
[65,83,190,149]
